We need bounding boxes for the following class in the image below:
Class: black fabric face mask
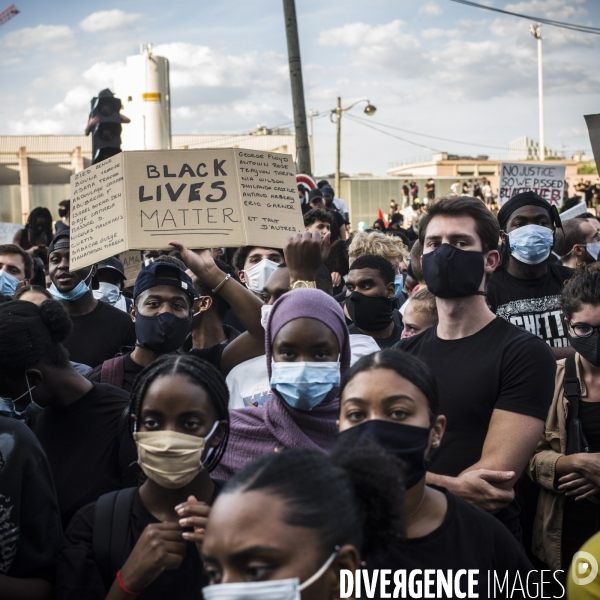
[58,208,68,218]
[421,243,487,299]
[568,330,600,367]
[346,291,394,332]
[338,420,431,488]
[135,311,191,353]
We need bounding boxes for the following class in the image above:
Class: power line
[447,0,600,35]
[349,113,508,151]
[344,113,441,152]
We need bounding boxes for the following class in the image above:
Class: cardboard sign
[585,113,600,173]
[0,222,22,244]
[559,201,589,222]
[119,250,143,287]
[498,162,566,207]
[70,148,302,271]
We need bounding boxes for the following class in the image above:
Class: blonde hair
[410,287,438,319]
[349,231,409,265]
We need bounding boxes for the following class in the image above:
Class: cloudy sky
[1,0,599,176]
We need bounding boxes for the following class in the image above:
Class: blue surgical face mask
[394,273,404,299]
[0,270,19,297]
[93,281,121,305]
[507,224,554,265]
[270,360,341,411]
[49,268,93,301]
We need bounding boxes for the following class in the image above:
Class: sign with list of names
[69,148,303,271]
[498,162,566,207]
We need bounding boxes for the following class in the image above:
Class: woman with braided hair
[57,354,230,600]
[0,299,139,529]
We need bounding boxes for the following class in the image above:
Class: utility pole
[530,23,545,161]
[282,0,312,175]
[307,109,318,174]
[335,97,342,197]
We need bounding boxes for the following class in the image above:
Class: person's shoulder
[87,364,102,383]
[548,262,574,281]
[394,326,434,351]
[442,488,514,538]
[64,501,96,538]
[97,301,133,322]
[91,382,131,404]
[0,414,42,447]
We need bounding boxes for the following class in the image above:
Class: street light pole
[307,109,318,174]
[332,97,376,198]
[530,23,545,161]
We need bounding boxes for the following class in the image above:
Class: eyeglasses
[568,321,600,338]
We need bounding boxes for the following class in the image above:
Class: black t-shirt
[188,345,226,370]
[365,487,534,600]
[31,383,141,529]
[0,416,62,582]
[327,207,346,243]
[396,318,555,476]
[348,322,402,349]
[580,400,600,453]
[57,484,222,599]
[65,301,136,368]
[487,263,574,348]
[87,352,144,394]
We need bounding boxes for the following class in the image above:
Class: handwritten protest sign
[70,148,302,271]
[498,162,566,207]
[0,222,22,244]
[119,250,143,287]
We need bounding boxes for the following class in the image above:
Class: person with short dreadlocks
[57,354,230,600]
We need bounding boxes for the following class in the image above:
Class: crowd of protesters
[3,181,600,600]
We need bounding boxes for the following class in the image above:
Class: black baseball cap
[133,261,199,302]
[97,256,125,280]
[48,230,99,289]
[48,231,70,256]
[309,188,324,202]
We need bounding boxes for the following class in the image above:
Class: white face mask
[202,550,338,600]
[585,241,600,261]
[93,281,121,305]
[243,259,280,293]
[261,304,273,329]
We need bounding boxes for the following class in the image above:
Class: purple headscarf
[213,289,351,480]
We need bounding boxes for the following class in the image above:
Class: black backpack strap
[564,354,581,420]
[93,487,137,591]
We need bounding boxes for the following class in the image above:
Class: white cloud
[419,2,443,17]
[0,24,75,52]
[80,9,142,32]
[505,0,587,21]
[82,61,125,88]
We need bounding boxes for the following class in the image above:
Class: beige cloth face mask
[134,423,219,489]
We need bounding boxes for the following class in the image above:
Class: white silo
[114,44,171,151]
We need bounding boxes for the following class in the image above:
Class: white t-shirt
[333,197,349,217]
[226,334,380,409]
[450,183,460,195]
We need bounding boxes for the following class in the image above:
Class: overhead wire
[348,113,508,151]
[344,113,442,152]
[447,0,600,35]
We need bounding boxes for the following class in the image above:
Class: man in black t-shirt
[394,196,556,537]
[345,255,402,348]
[48,232,136,367]
[488,192,574,359]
